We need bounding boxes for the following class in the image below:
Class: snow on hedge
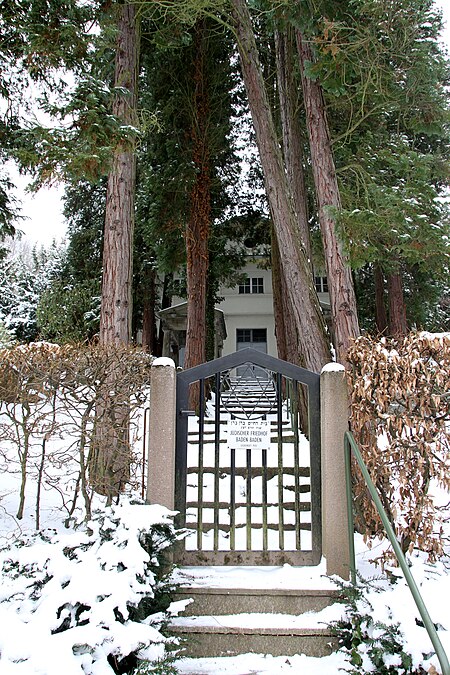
[0,501,182,674]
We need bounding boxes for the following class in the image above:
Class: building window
[237,328,267,344]
[238,277,264,294]
[237,328,251,343]
[315,276,328,293]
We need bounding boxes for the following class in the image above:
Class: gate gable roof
[177,348,319,388]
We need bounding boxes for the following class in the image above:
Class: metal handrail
[344,430,450,675]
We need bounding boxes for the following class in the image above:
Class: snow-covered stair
[171,378,343,668]
[169,564,343,664]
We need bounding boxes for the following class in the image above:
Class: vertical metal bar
[230,446,236,550]
[276,372,284,550]
[141,407,149,500]
[213,371,221,551]
[175,376,189,533]
[262,446,268,551]
[246,447,252,550]
[346,432,450,675]
[344,433,357,585]
[292,380,301,550]
[197,378,205,550]
[309,376,322,563]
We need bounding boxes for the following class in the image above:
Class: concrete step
[174,586,339,616]
[170,586,341,659]
[170,620,337,658]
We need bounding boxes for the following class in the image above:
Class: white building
[158,256,330,367]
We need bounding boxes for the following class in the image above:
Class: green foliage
[303,0,449,139]
[137,0,230,29]
[0,0,107,178]
[36,279,100,343]
[354,263,450,334]
[331,578,427,674]
[63,179,105,283]
[0,502,180,674]
[31,179,104,344]
[0,322,15,348]
[15,77,128,185]
[0,175,20,246]
[1,0,143,187]
[0,0,97,79]
[132,655,178,675]
[0,239,66,342]
[337,133,449,274]
[132,12,247,341]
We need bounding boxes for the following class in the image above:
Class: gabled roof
[158,302,227,339]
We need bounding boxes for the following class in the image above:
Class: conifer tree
[231,0,331,372]
[99,3,140,345]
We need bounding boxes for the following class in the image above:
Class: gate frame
[174,348,322,566]
[146,353,351,579]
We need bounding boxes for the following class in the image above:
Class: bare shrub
[0,343,153,526]
[347,332,450,564]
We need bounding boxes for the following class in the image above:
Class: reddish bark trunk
[274,28,312,264]
[271,227,291,363]
[93,4,140,499]
[231,0,330,373]
[374,265,388,335]
[271,227,302,367]
[296,31,359,365]
[141,267,158,353]
[271,227,309,433]
[388,272,409,338]
[156,273,172,358]
[99,4,139,345]
[183,21,211,374]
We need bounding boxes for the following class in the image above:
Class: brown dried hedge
[0,342,154,522]
[347,332,450,563]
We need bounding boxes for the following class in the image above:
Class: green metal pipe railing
[344,430,450,675]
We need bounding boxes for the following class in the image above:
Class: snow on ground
[171,529,450,674]
[1,404,450,674]
[171,558,337,590]
[176,651,348,674]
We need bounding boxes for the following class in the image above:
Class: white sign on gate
[227,419,271,450]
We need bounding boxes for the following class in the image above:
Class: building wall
[166,259,330,362]
[216,261,278,357]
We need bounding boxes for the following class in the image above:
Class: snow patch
[152,357,176,368]
[321,362,345,373]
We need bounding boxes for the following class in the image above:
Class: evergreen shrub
[0,502,181,674]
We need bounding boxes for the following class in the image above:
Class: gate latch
[180,409,195,417]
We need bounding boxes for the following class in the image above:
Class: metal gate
[174,349,321,566]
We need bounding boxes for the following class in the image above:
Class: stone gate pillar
[146,357,177,509]
[320,363,350,579]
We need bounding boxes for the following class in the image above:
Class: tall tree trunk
[274,28,312,264]
[374,264,388,334]
[296,31,359,365]
[387,271,409,338]
[271,226,301,367]
[271,229,290,364]
[99,4,139,345]
[231,0,331,373]
[92,3,140,498]
[184,21,211,373]
[271,227,309,434]
[156,273,172,358]
[141,266,158,353]
[205,263,217,362]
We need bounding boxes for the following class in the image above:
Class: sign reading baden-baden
[227,419,271,450]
